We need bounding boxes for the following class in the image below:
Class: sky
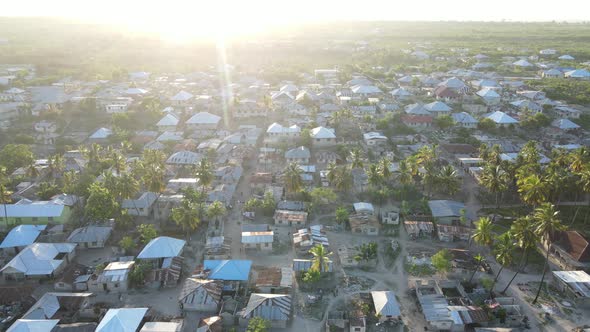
[3,0,590,39]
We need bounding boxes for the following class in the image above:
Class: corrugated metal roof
[0,225,46,248]
[96,308,148,332]
[203,260,252,281]
[371,291,401,317]
[137,236,186,259]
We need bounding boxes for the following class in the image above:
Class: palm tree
[334,166,353,192]
[518,141,541,166]
[0,183,12,227]
[436,165,460,195]
[110,151,126,175]
[61,171,78,194]
[472,217,494,248]
[570,147,589,173]
[480,164,510,208]
[309,244,333,273]
[119,173,139,200]
[171,200,201,239]
[367,164,383,189]
[26,162,40,179]
[378,158,392,182]
[142,167,165,193]
[350,148,364,169]
[326,162,339,186]
[397,159,414,186]
[207,200,226,225]
[283,163,303,196]
[532,203,567,304]
[195,158,213,195]
[48,154,65,178]
[469,254,485,283]
[85,143,103,169]
[517,174,549,207]
[503,216,538,293]
[491,232,515,298]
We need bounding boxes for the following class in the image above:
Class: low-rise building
[67,226,112,249]
[0,243,77,281]
[240,294,292,329]
[0,225,47,255]
[178,278,223,312]
[274,209,308,227]
[552,271,590,308]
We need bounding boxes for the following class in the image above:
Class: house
[240,294,292,328]
[241,225,274,252]
[292,225,329,254]
[0,243,77,281]
[349,214,380,235]
[424,101,452,117]
[292,259,333,272]
[338,246,361,268]
[555,105,581,119]
[485,111,518,127]
[371,291,402,323]
[551,230,590,270]
[157,131,184,142]
[6,319,59,332]
[552,271,590,307]
[390,88,413,100]
[404,221,435,239]
[178,278,222,312]
[285,146,310,164]
[310,126,336,147]
[170,90,194,106]
[88,127,112,143]
[54,263,91,291]
[197,316,222,332]
[140,322,182,332]
[452,112,478,128]
[513,59,534,68]
[401,115,433,129]
[565,69,590,80]
[156,113,180,132]
[381,208,400,225]
[539,49,557,55]
[254,266,293,294]
[0,199,71,225]
[350,85,382,97]
[34,120,57,133]
[439,77,468,93]
[196,260,252,285]
[543,68,563,78]
[66,226,112,249]
[363,132,388,148]
[88,261,134,293]
[433,86,460,102]
[266,123,301,141]
[105,103,129,114]
[122,192,158,217]
[428,200,465,225]
[137,236,186,266]
[22,292,92,320]
[405,103,431,116]
[166,151,201,166]
[476,88,501,105]
[0,225,46,255]
[274,209,308,227]
[96,308,148,332]
[510,99,542,113]
[186,112,221,131]
[552,118,580,131]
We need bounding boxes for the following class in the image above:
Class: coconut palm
[309,244,333,273]
[207,200,226,223]
[367,164,383,189]
[491,232,515,298]
[503,216,538,293]
[350,148,364,169]
[48,154,65,178]
[472,217,494,248]
[85,143,103,169]
[118,173,139,200]
[283,162,303,195]
[334,166,353,192]
[142,166,165,193]
[480,164,510,208]
[532,203,567,304]
[378,158,392,181]
[397,159,414,186]
[26,162,40,179]
[194,158,213,195]
[469,254,485,283]
[517,174,549,207]
[436,165,460,195]
[570,147,589,173]
[61,171,78,194]
[518,141,541,166]
[110,151,126,175]
[171,200,201,239]
[0,182,12,227]
[326,162,339,186]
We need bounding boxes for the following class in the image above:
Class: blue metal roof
[0,225,46,248]
[203,260,252,281]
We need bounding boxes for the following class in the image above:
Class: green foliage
[478,118,496,131]
[137,224,158,244]
[335,206,349,225]
[354,242,378,262]
[520,112,551,130]
[129,262,150,288]
[310,187,337,208]
[0,144,34,172]
[298,128,313,148]
[527,78,590,105]
[431,249,452,274]
[36,182,60,200]
[434,115,454,131]
[85,182,119,221]
[302,269,321,283]
[119,236,135,253]
[246,317,271,332]
[481,277,494,291]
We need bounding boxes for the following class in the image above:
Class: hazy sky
[3,0,590,38]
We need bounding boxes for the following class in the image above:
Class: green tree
[172,199,201,239]
[0,144,34,172]
[367,163,383,189]
[86,183,119,221]
[310,187,337,210]
[207,200,227,223]
[469,254,485,283]
[0,181,13,227]
[335,206,349,225]
[354,242,378,262]
[378,158,392,181]
[309,244,332,273]
[137,224,158,244]
[298,128,313,148]
[302,268,321,283]
[490,232,515,298]
[436,165,460,195]
[503,216,538,293]
[434,115,454,131]
[517,174,549,207]
[432,249,452,275]
[36,182,60,200]
[480,165,510,208]
[472,217,494,248]
[532,203,567,304]
[119,236,135,254]
[478,118,496,131]
[246,317,271,332]
[283,163,303,196]
[350,148,364,169]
